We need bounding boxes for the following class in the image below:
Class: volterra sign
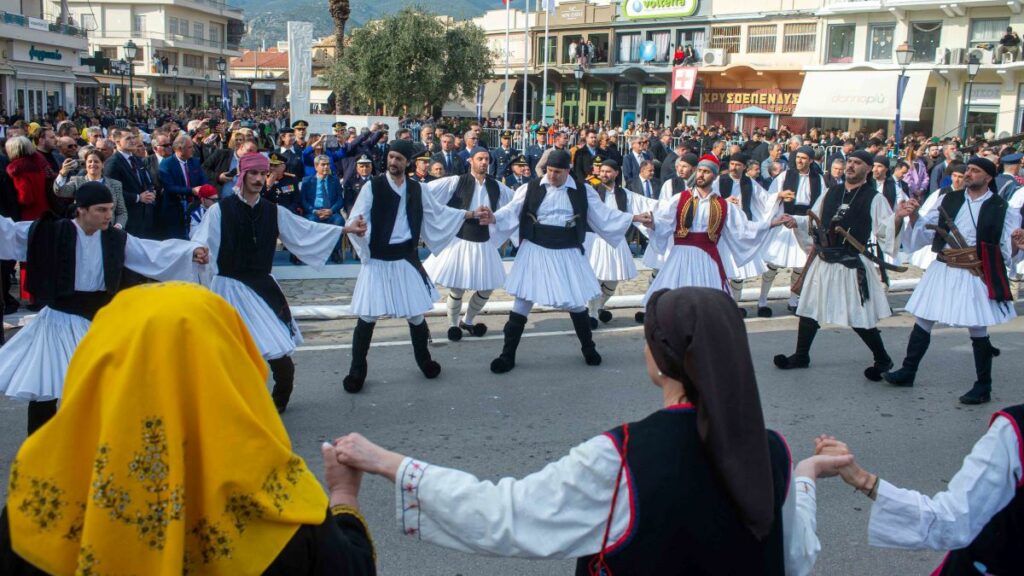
[622,0,700,20]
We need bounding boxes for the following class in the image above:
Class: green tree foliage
[325,6,492,115]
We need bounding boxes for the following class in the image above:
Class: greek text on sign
[702,89,800,114]
[622,0,700,19]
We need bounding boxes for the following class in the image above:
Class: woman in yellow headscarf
[0,283,376,576]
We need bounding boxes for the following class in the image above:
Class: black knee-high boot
[854,327,893,381]
[344,319,375,393]
[960,337,999,405]
[268,356,295,413]
[490,312,527,374]
[774,316,818,369]
[569,310,602,366]
[884,325,931,387]
[409,320,441,379]
[27,399,58,435]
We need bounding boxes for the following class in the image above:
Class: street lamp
[123,40,138,115]
[961,54,982,141]
[115,59,128,110]
[216,56,227,114]
[172,65,180,107]
[574,65,584,125]
[893,43,914,159]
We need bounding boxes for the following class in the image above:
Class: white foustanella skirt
[423,237,506,291]
[210,275,302,360]
[796,256,892,328]
[584,233,637,282]
[0,307,91,401]
[644,245,728,304]
[504,240,601,309]
[351,257,440,319]
[906,262,1016,327]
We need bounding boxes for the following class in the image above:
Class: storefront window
[587,84,607,124]
[827,24,854,63]
[535,36,557,65]
[909,21,942,62]
[868,24,895,62]
[562,84,579,124]
[963,83,1000,141]
[617,32,641,64]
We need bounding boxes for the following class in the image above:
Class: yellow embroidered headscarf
[7,282,327,575]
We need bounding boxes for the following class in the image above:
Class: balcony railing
[98,29,240,52]
[1,11,86,37]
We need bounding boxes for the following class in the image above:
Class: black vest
[877,177,907,208]
[931,191,1008,253]
[26,215,127,320]
[447,174,500,243]
[575,407,790,576]
[519,179,588,252]
[937,405,1024,576]
[718,174,754,219]
[217,195,294,330]
[820,182,877,253]
[782,169,823,216]
[367,175,431,287]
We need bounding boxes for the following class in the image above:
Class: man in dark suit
[572,130,602,187]
[104,131,156,238]
[827,139,854,169]
[431,134,465,176]
[622,136,651,184]
[301,153,346,262]
[369,132,390,175]
[629,160,661,200]
[158,134,209,240]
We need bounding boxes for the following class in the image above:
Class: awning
[12,67,77,84]
[75,74,100,86]
[0,64,14,76]
[793,70,930,121]
[735,106,773,115]
[310,88,333,104]
[441,79,507,118]
[251,81,277,90]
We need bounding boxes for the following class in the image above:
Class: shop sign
[29,46,62,62]
[702,89,799,114]
[622,0,700,20]
[641,85,666,95]
[967,83,1001,107]
[27,17,49,32]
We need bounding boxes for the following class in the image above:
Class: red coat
[5,152,52,221]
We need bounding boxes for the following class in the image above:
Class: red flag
[672,66,698,103]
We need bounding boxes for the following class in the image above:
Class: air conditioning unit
[703,48,727,66]
[948,48,965,65]
[967,47,993,65]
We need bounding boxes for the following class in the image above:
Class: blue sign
[29,46,62,62]
[639,41,657,62]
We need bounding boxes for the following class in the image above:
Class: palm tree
[328,0,351,113]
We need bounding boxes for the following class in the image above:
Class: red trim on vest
[930,551,952,576]
[599,429,638,557]
[674,190,727,241]
[664,402,696,411]
[674,232,730,291]
[990,411,1024,489]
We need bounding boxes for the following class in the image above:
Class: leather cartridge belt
[937,247,982,277]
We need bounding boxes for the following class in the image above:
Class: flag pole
[503,0,511,129]
[522,0,530,144]
[541,0,550,131]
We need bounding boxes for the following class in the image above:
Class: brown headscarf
[644,287,775,540]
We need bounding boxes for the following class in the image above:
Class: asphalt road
[1,299,1022,575]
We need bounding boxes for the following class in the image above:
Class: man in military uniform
[524,130,547,175]
[587,155,604,189]
[343,154,374,215]
[263,151,302,215]
[504,154,530,188]
[410,149,434,183]
[328,121,348,150]
[369,130,390,175]
[489,130,517,181]
[291,119,310,151]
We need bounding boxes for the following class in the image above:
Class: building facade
[229,44,287,108]
[0,0,89,118]
[62,0,246,109]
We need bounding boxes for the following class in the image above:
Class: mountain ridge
[237,0,501,47]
